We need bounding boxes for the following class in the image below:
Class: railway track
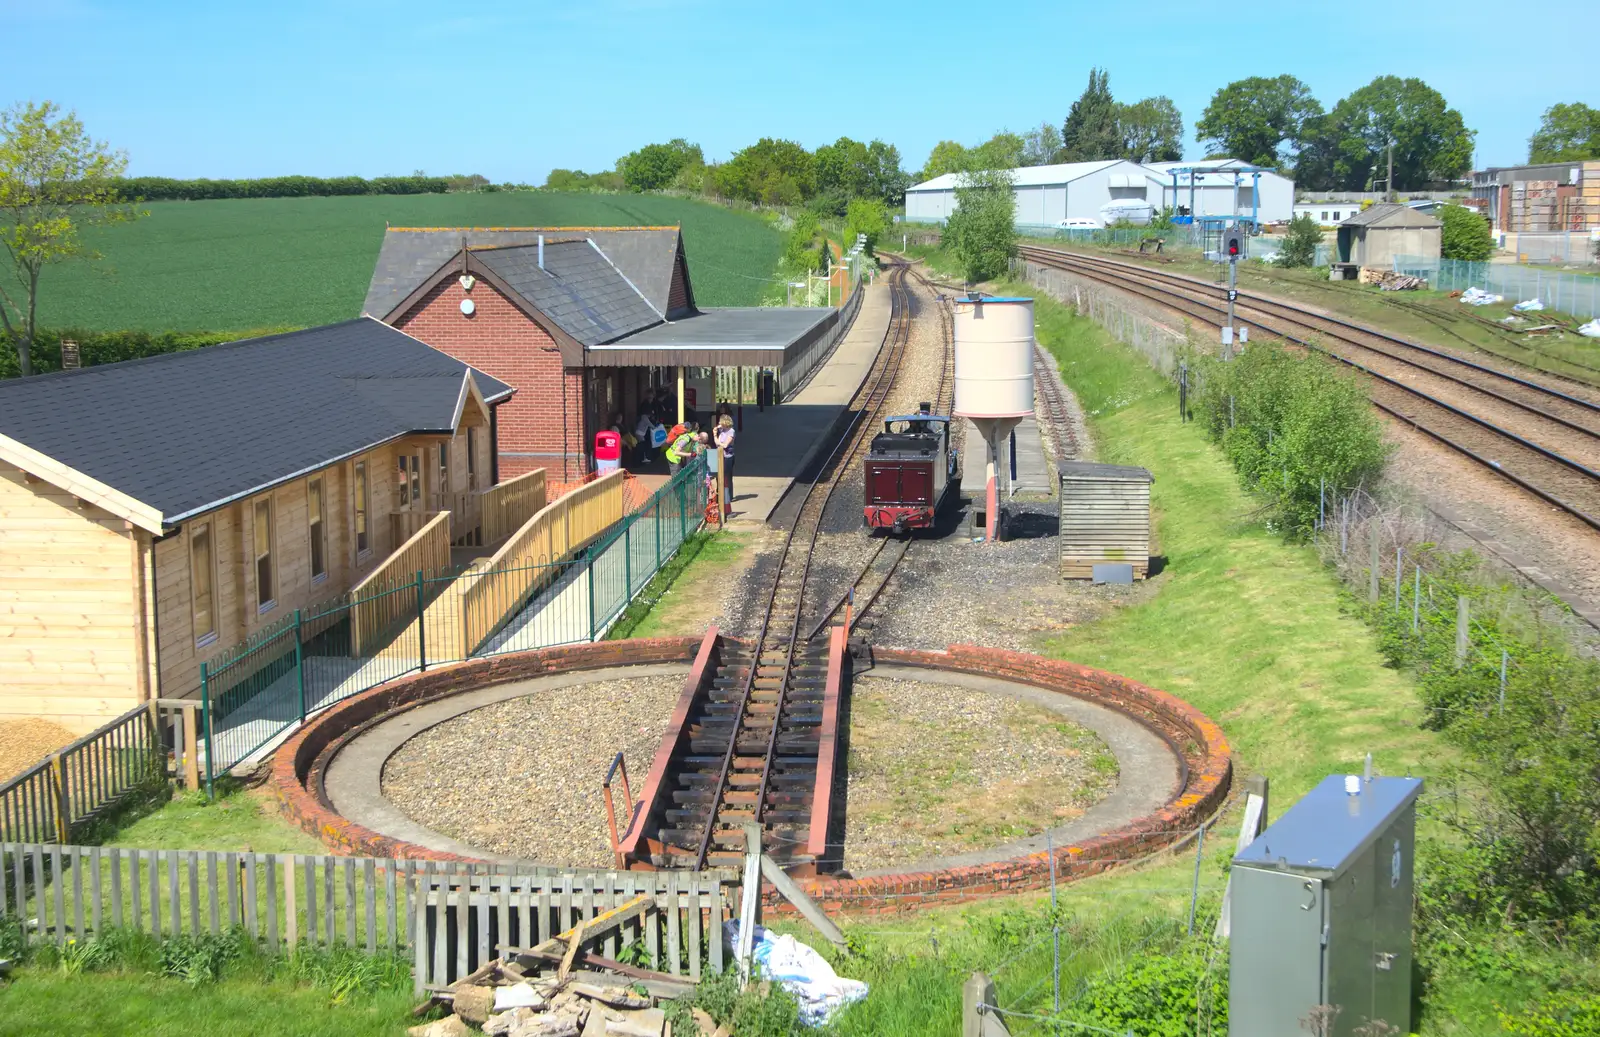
[1017,245,1600,532]
[643,262,920,871]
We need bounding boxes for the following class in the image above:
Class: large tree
[711,138,815,205]
[863,140,910,206]
[0,101,140,377]
[1528,102,1600,162]
[1021,122,1064,166]
[919,140,969,181]
[944,168,1016,282]
[1061,68,1122,161]
[620,139,702,192]
[1118,96,1184,162]
[1293,76,1474,191]
[971,131,1025,171]
[814,136,872,199]
[1196,75,1323,168]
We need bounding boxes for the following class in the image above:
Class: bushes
[1070,944,1227,1037]
[113,175,449,201]
[0,327,292,379]
[1192,343,1390,536]
[843,198,888,256]
[1440,202,1494,261]
[1278,212,1323,267]
[944,168,1017,283]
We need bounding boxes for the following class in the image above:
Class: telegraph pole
[1386,141,1396,203]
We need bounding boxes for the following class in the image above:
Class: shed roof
[364,227,685,322]
[473,240,662,345]
[1058,461,1154,482]
[586,306,837,367]
[0,318,512,528]
[1340,202,1441,229]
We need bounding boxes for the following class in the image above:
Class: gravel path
[381,675,682,868]
[840,677,1116,872]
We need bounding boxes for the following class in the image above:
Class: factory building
[1471,161,1600,232]
[904,157,1294,227]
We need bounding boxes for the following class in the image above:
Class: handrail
[479,468,548,544]
[0,703,165,844]
[350,511,452,655]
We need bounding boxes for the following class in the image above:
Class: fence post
[293,609,307,723]
[1412,566,1421,634]
[49,753,70,844]
[1498,650,1508,712]
[200,662,215,800]
[624,523,633,598]
[963,972,997,1037]
[1187,822,1207,935]
[655,494,663,569]
[415,571,427,673]
[180,702,200,790]
[1394,548,1403,610]
[1455,596,1470,669]
[587,554,597,641]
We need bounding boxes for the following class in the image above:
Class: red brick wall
[396,279,588,479]
[667,254,691,314]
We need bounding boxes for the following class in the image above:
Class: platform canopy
[584,306,838,368]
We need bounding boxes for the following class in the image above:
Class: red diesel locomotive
[863,405,960,534]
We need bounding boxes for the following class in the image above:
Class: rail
[0,705,165,844]
[478,468,548,545]
[350,510,453,656]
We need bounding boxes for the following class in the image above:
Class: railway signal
[1223,223,1246,359]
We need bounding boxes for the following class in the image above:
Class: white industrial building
[905,157,1294,227]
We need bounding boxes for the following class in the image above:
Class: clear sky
[2,0,1593,183]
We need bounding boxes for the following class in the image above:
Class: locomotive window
[887,419,913,433]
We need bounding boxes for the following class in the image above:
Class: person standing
[715,413,736,517]
[665,424,697,476]
[634,411,655,466]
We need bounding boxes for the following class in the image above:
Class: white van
[1099,200,1157,226]
[1055,217,1101,230]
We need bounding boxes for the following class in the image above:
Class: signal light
[1223,228,1244,259]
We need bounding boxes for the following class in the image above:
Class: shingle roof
[364,227,684,323]
[1341,202,1441,229]
[0,318,513,525]
[473,240,661,345]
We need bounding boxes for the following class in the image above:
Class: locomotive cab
[864,404,959,533]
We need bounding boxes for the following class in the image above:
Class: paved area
[960,415,1053,497]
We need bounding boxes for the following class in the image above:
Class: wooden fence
[478,469,548,545]
[460,471,626,654]
[349,511,453,656]
[1,842,730,995]
[0,705,166,845]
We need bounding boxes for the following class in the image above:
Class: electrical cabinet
[1228,775,1422,1037]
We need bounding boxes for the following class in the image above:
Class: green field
[40,193,785,333]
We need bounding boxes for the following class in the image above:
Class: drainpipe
[537,234,544,270]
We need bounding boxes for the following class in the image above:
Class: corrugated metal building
[1335,203,1442,268]
[1058,461,1153,580]
[905,157,1294,226]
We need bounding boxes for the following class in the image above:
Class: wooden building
[1058,461,1154,580]
[1335,203,1442,270]
[0,320,513,732]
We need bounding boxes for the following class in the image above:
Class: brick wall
[397,280,589,480]
[667,253,691,314]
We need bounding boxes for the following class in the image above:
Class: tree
[1277,213,1323,268]
[711,138,815,205]
[619,139,703,192]
[1021,122,1064,166]
[1118,96,1183,162]
[0,101,140,377]
[1439,203,1493,262]
[971,131,1025,171]
[843,197,888,255]
[1060,68,1122,161]
[864,140,910,206]
[944,168,1016,282]
[1528,102,1600,162]
[920,140,970,180]
[1196,76,1323,168]
[814,136,872,199]
[1293,77,1474,191]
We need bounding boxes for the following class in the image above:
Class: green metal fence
[198,458,709,790]
[1391,255,1600,319]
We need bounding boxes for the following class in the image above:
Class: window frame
[438,442,449,498]
[397,455,410,507]
[308,476,328,584]
[409,454,421,506]
[253,498,276,613]
[190,520,218,648]
[354,461,370,560]
[467,428,478,489]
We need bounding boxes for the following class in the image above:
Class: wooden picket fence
[0,843,731,995]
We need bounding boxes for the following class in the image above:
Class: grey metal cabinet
[1228,775,1422,1037]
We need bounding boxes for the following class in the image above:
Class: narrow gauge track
[1018,246,1600,532]
[659,262,920,871]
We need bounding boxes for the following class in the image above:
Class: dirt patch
[0,718,77,782]
[841,676,1117,872]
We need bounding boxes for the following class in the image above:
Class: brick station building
[363,227,842,479]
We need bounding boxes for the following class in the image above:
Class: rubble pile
[1357,267,1427,291]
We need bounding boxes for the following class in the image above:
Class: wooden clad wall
[1059,474,1151,579]
[0,468,144,732]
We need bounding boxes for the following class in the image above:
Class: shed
[1335,203,1442,269]
[1057,461,1153,579]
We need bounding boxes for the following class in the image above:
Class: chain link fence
[1391,255,1600,319]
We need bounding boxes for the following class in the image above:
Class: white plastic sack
[1579,319,1600,339]
[725,922,868,1026]
[1459,286,1503,306]
[650,424,668,448]
[1512,298,1545,312]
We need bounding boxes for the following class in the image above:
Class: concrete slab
[960,415,1053,497]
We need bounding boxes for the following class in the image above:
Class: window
[410,455,421,505]
[308,478,327,581]
[253,499,275,610]
[354,462,369,555]
[438,444,449,496]
[1321,211,1329,222]
[467,428,478,489]
[191,522,215,643]
[397,456,409,506]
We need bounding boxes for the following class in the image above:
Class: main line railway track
[1017,245,1600,533]
[624,262,922,872]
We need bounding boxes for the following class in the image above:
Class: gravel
[0,718,76,782]
[840,676,1116,872]
[380,675,683,868]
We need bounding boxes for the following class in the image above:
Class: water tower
[953,295,1035,542]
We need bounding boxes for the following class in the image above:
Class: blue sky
[2,0,1593,183]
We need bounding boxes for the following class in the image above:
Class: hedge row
[0,327,295,379]
[113,175,450,201]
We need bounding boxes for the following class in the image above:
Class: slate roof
[364,227,685,323]
[1341,202,1441,229]
[0,318,513,525]
[473,240,662,345]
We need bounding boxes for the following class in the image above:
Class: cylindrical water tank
[953,296,1035,418]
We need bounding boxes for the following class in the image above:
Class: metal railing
[777,273,865,401]
[1391,255,1600,319]
[195,459,708,788]
[0,705,165,844]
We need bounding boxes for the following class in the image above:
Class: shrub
[1278,212,1323,267]
[1499,989,1600,1036]
[843,197,888,256]
[1070,944,1227,1037]
[944,168,1017,283]
[112,175,449,201]
[1440,203,1494,261]
[158,929,247,986]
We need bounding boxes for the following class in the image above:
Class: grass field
[39,192,785,332]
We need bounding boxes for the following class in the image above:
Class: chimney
[537,234,544,270]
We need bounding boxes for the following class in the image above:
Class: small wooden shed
[1058,461,1154,579]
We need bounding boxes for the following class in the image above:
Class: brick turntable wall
[398,278,587,480]
[271,641,1233,912]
